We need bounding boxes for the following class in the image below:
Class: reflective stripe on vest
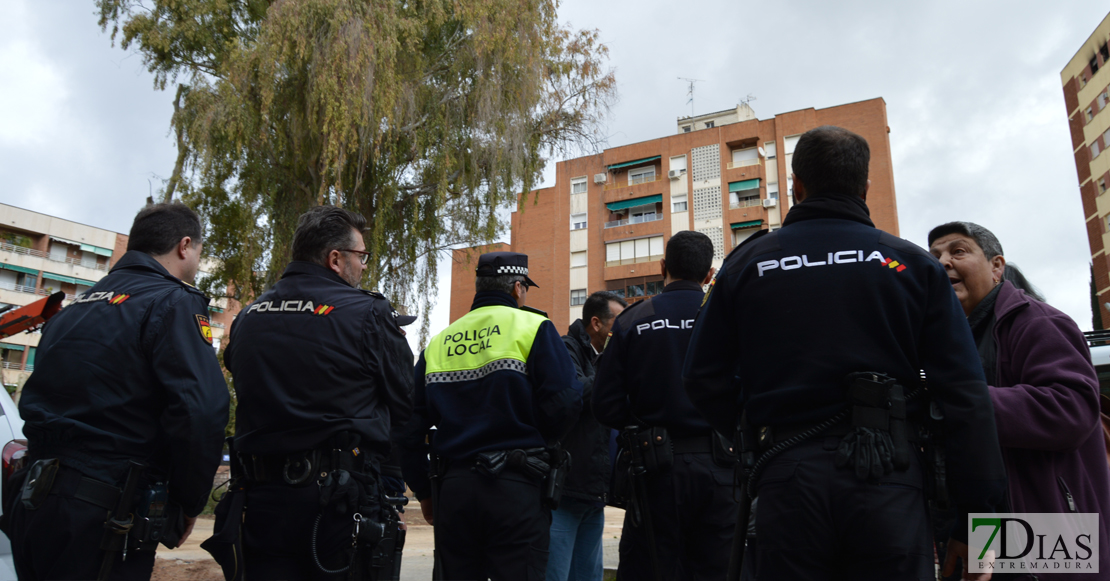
[424,306,546,384]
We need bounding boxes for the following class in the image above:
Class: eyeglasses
[340,249,371,265]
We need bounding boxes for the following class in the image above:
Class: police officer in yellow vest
[399,251,581,580]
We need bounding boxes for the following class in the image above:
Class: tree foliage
[97,0,616,344]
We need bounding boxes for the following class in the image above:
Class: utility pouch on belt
[607,446,632,510]
[20,458,59,510]
[835,372,912,480]
[631,427,673,475]
[129,483,187,551]
[711,431,738,468]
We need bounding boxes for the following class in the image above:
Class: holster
[20,458,59,511]
[711,431,738,468]
[473,448,550,482]
[628,426,673,475]
[202,438,246,581]
[542,447,571,510]
[129,482,187,551]
[607,446,632,510]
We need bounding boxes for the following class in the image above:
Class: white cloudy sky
[1,1,1107,351]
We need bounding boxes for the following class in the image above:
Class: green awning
[0,263,39,276]
[209,306,225,313]
[607,156,660,171]
[731,220,763,230]
[74,278,97,287]
[606,194,662,212]
[729,179,761,192]
[0,343,24,352]
[42,272,77,285]
[79,243,113,257]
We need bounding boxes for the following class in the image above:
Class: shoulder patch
[195,314,213,344]
[701,277,716,307]
[361,289,387,300]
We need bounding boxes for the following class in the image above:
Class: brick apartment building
[0,203,238,391]
[449,98,899,333]
[1062,11,1110,327]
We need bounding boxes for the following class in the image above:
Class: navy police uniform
[593,280,738,580]
[398,252,581,581]
[683,194,1008,580]
[10,250,230,581]
[224,260,414,580]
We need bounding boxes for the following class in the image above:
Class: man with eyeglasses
[216,205,414,580]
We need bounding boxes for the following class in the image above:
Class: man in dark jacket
[10,202,229,581]
[548,291,626,581]
[683,126,1008,580]
[593,231,736,580]
[224,205,414,580]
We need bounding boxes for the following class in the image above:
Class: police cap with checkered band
[475,251,539,288]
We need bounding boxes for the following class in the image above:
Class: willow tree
[96,0,616,343]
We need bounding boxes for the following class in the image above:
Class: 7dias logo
[969,513,1099,573]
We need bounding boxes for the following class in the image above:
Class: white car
[0,392,25,581]
[1087,330,1110,395]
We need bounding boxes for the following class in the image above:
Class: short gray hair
[475,274,526,294]
[927,221,1003,260]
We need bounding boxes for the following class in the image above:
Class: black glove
[318,470,367,515]
[835,428,894,480]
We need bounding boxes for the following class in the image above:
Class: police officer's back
[593,230,738,580]
[398,252,581,581]
[8,203,229,581]
[683,126,1007,580]
[221,206,413,580]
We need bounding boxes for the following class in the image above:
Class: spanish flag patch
[195,314,213,344]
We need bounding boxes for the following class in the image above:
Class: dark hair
[791,126,870,197]
[664,231,714,282]
[583,291,628,324]
[927,222,1044,302]
[291,206,367,265]
[475,274,525,294]
[127,202,203,255]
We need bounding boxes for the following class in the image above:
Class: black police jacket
[560,319,611,503]
[398,291,580,501]
[683,194,1007,514]
[593,280,712,437]
[225,261,414,460]
[19,251,230,516]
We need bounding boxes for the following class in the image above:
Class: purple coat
[990,281,1110,576]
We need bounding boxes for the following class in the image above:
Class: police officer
[8,202,230,581]
[592,231,737,580]
[222,205,413,580]
[398,251,581,580]
[683,126,1008,580]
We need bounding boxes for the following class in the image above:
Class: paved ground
[154,507,627,581]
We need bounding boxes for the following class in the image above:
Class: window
[731,147,758,167]
[1092,55,1100,76]
[1099,91,1108,110]
[1094,141,1101,159]
[1088,108,1095,123]
[682,125,691,133]
[729,191,760,208]
[570,251,587,268]
[570,289,587,306]
[784,135,801,155]
[672,194,688,212]
[1103,128,1110,147]
[605,235,664,266]
[767,183,779,200]
[630,205,657,224]
[669,155,687,174]
[764,142,776,159]
[629,167,656,185]
[1100,178,1107,194]
[570,213,587,230]
[704,121,715,129]
[571,177,588,195]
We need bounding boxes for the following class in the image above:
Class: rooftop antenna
[741,93,756,107]
[678,77,705,117]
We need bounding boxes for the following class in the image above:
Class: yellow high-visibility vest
[424,306,546,383]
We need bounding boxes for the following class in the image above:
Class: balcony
[726,158,761,170]
[604,175,661,191]
[0,281,48,296]
[1,362,32,372]
[730,198,762,209]
[605,214,664,229]
[0,241,109,271]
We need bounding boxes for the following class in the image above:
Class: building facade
[0,203,237,391]
[450,98,899,333]
[1062,12,1110,327]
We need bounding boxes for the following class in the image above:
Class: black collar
[782,194,873,228]
[110,251,205,296]
[280,261,353,287]
[471,290,518,311]
[662,280,703,293]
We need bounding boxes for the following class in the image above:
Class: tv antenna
[741,93,757,107]
[678,77,705,117]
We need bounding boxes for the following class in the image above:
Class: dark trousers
[751,437,933,581]
[243,481,382,581]
[616,452,738,581]
[436,469,551,581]
[9,470,156,581]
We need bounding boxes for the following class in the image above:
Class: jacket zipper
[1057,476,1078,513]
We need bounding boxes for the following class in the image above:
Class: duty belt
[44,464,122,510]
[671,435,715,455]
[239,448,367,486]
